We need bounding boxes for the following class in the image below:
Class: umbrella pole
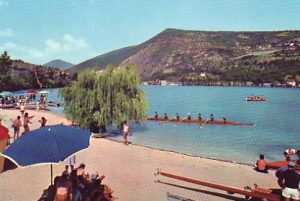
[50,164,53,201]
[50,164,53,186]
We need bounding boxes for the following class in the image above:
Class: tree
[60,65,148,130]
[0,51,12,75]
[0,51,13,89]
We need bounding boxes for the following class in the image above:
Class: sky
[0,0,300,65]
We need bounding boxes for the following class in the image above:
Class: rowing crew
[153,112,227,122]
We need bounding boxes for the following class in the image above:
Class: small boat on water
[246,96,266,102]
[147,117,254,126]
[1,103,17,109]
[11,105,49,111]
[48,101,61,107]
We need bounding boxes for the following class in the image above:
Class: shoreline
[0,109,279,201]
[107,138,255,167]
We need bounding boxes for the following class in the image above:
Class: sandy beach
[0,109,280,201]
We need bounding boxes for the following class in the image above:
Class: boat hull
[147,117,254,126]
[266,160,300,170]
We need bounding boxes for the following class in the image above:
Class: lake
[17,86,300,165]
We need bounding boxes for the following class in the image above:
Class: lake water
[15,86,300,165]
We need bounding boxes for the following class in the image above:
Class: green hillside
[68,28,300,86]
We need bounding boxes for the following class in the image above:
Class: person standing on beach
[284,149,297,161]
[38,117,47,127]
[20,104,25,117]
[23,112,34,133]
[122,121,131,145]
[281,161,300,201]
[12,116,22,140]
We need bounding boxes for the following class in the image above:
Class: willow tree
[60,65,148,130]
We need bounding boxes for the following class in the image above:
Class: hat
[91,173,97,180]
[288,161,296,167]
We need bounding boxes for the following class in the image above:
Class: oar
[173,118,184,126]
[199,117,210,128]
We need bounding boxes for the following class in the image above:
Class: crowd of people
[47,163,114,201]
[254,150,300,201]
[11,112,47,141]
[1,94,48,109]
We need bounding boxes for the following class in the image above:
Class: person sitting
[54,170,73,201]
[222,115,227,123]
[154,111,158,119]
[209,114,214,121]
[254,154,268,173]
[163,113,168,120]
[175,113,180,120]
[70,169,82,201]
[87,173,106,200]
[76,163,88,180]
[198,113,202,121]
[186,113,192,121]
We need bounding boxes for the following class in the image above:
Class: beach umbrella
[0,125,92,185]
[0,91,13,97]
[38,90,49,94]
[25,90,38,95]
[13,91,25,96]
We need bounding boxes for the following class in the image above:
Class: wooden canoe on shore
[147,117,255,126]
[157,171,281,201]
[266,160,300,170]
[3,106,49,111]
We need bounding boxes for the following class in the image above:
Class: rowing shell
[157,171,281,201]
[147,117,254,126]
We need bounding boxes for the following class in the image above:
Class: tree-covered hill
[0,51,74,91]
[44,59,74,70]
[68,28,300,86]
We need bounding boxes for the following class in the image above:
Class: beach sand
[0,109,279,201]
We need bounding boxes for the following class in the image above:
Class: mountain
[44,59,74,69]
[68,28,300,85]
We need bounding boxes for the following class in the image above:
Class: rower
[209,114,214,121]
[222,115,226,123]
[163,113,168,120]
[187,113,191,120]
[175,113,180,120]
[154,111,158,119]
[198,113,202,121]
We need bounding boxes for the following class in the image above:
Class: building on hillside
[263,83,272,87]
[286,80,296,87]
[10,68,31,79]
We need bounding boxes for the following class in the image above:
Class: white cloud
[0,0,8,6]
[45,39,61,52]
[63,34,88,51]
[0,28,14,37]
[0,34,89,63]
